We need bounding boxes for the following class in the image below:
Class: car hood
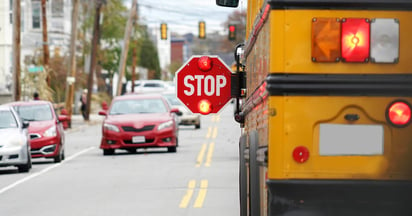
[28,120,55,133]
[105,113,172,126]
[0,128,26,146]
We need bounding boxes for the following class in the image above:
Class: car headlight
[158,120,173,131]
[104,123,120,132]
[44,125,57,137]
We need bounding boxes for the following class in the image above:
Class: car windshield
[0,110,18,129]
[14,104,53,121]
[109,98,167,115]
[163,94,182,106]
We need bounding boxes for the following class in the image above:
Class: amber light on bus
[198,99,212,115]
[386,101,412,127]
[292,146,309,163]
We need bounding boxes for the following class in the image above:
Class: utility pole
[131,43,137,93]
[85,0,105,121]
[116,0,138,96]
[41,0,50,87]
[64,0,79,127]
[12,0,21,101]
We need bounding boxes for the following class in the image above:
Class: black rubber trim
[268,0,412,10]
[267,179,412,215]
[266,73,412,96]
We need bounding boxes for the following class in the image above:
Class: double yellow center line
[179,115,220,209]
[179,180,208,208]
[196,126,217,168]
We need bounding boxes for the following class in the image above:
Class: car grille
[122,125,155,132]
[30,133,41,140]
[124,138,155,144]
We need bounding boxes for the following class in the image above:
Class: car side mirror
[98,110,108,116]
[171,108,182,116]
[22,121,29,129]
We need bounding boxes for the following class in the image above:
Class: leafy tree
[139,35,161,79]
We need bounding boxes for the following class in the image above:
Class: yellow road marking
[195,143,207,167]
[179,180,196,208]
[206,127,212,138]
[204,142,215,167]
[193,180,208,208]
[212,127,218,139]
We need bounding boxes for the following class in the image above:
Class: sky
[124,0,247,35]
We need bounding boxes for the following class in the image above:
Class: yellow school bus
[217,0,412,215]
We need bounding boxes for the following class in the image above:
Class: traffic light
[228,24,236,41]
[199,21,206,39]
[160,23,167,40]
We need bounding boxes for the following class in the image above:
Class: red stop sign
[176,56,232,114]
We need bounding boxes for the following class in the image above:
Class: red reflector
[341,18,370,62]
[198,99,212,115]
[292,146,309,163]
[387,101,411,126]
[197,56,212,72]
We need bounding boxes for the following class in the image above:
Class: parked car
[99,93,181,155]
[0,105,32,172]
[162,91,201,129]
[125,80,174,94]
[7,101,66,163]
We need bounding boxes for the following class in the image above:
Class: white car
[162,91,201,129]
[126,80,174,94]
[0,105,32,172]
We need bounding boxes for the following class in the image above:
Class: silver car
[162,92,201,129]
[0,105,31,172]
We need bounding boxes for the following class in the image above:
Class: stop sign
[176,55,232,114]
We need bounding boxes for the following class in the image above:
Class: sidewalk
[65,113,104,133]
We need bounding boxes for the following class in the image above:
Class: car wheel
[18,152,31,173]
[103,149,115,156]
[195,123,200,129]
[167,146,177,153]
[62,149,65,160]
[54,145,63,163]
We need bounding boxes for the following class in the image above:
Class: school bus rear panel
[252,2,412,215]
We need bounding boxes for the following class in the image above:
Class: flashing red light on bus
[387,101,412,127]
[292,146,310,163]
[198,56,212,72]
[198,99,212,115]
[341,18,370,62]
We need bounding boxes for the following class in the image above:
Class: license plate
[319,124,384,156]
[132,136,145,143]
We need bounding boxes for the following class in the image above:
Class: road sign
[176,56,232,115]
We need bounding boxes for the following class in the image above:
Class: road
[0,104,241,216]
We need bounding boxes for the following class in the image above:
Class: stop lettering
[183,75,227,96]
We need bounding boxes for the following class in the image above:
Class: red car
[8,101,66,163]
[99,94,181,155]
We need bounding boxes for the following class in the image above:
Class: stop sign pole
[176,55,232,115]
